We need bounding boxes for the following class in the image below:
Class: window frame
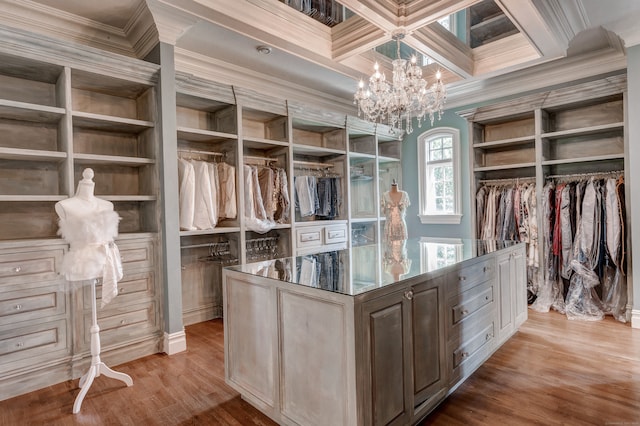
[417,127,462,225]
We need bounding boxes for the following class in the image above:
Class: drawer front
[0,283,67,324]
[296,228,322,248]
[117,240,154,271]
[83,270,155,309]
[324,224,347,244]
[83,302,159,348]
[446,258,494,296]
[0,249,64,285]
[453,322,495,369]
[0,318,69,372]
[449,280,494,326]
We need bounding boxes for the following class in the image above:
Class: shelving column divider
[59,66,74,197]
[236,103,247,265]
[286,112,296,256]
[534,107,545,284]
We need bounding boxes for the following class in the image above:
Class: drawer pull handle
[404,290,414,300]
[15,304,23,310]
[119,288,124,293]
[486,333,493,340]
[13,266,22,273]
[461,309,469,315]
[461,351,469,359]
[120,320,126,325]
[483,266,491,273]
[485,295,490,301]
[16,342,24,348]
[459,275,466,281]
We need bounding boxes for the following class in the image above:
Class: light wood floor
[1,310,639,425]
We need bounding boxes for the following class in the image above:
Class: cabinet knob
[461,351,469,359]
[16,342,24,348]
[461,309,469,315]
[120,320,126,325]
[404,290,414,300]
[459,275,466,281]
[13,266,22,273]
[483,266,491,273]
[119,288,124,293]
[486,333,493,341]
[14,304,23,310]
[485,295,490,301]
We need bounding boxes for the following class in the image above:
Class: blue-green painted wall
[401,108,471,238]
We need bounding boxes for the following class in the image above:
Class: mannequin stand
[73,278,133,414]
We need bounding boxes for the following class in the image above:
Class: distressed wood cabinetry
[223,240,526,425]
[0,28,162,401]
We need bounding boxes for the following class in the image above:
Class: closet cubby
[292,118,346,152]
[176,93,237,136]
[350,221,377,247]
[377,138,402,161]
[242,108,288,144]
[540,95,624,165]
[349,156,376,219]
[349,134,376,156]
[471,113,536,171]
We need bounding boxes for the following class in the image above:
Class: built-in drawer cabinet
[83,270,155,309]
[446,279,494,339]
[447,309,495,386]
[0,318,70,374]
[0,248,64,285]
[79,301,159,350]
[0,281,67,325]
[117,239,155,272]
[446,257,494,297]
[295,222,348,255]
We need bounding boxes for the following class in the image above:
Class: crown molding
[174,48,356,116]
[0,0,135,57]
[531,0,587,45]
[408,22,473,78]
[0,24,159,84]
[446,46,627,109]
[332,16,387,62]
[125,1,159,58]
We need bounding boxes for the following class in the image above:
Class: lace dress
[381,190,410,241]
[57,209,123,307]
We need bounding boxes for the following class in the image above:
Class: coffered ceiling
[2,0,640,110]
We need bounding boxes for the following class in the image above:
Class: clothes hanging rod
[293,160,334,169]
[244,155,278,164]
[545,170,624,180]
[478,176,536,184]
[178,149,225,157]
[181,243,214,250]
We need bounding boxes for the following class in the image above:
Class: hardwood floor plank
[1,311,639,425]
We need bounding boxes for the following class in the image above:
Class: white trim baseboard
[163,329,187,355]
[631,309,640,329]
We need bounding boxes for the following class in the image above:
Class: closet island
[222,238,526,426]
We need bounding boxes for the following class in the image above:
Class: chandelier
[354,32,446,134]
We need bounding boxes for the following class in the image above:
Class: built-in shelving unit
[460,74,629,305]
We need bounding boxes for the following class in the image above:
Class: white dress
[58,210,123,307]
[381,190,410,241]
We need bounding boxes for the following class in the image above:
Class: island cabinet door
[410,276,447,419]
[495,251,515,346]
[512,247,528,328]
[360,289,412,426]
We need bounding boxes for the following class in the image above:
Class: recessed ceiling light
[256,45,272,55]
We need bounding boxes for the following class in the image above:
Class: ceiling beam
[402,0,481,32]
[406,22,474,78]
[337,0,399,32]
[332,16,388,62]
[496,0,569,58]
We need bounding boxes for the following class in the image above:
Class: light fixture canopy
[256,45,272,55]
[354,32,446,135]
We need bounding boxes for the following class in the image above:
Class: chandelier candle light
[354,32,446,134]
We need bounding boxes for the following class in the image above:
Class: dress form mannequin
[55,168,132,414]
[381,179,410,242]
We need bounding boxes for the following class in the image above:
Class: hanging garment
[208,162,220,227]
[178,158,196,231]
[258,167,276,221]
[275,168,290,223]
[243,165,275,233]
[295,175,318,217]
[217,162,237,220]
[192,160,216,230]
[58,209,123,308]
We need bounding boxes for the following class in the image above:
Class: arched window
[417,127,462,224]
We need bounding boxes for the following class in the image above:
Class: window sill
[418,214,462,225]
